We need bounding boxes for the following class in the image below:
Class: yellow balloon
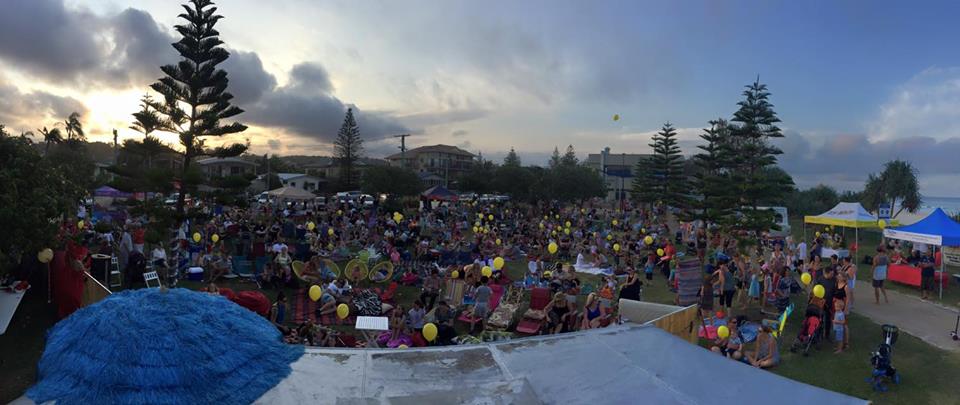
[488,214,494,221]
[657,248,665,256]
[878,220,887,229]
[606,234,613,241]
[423,323,438,342]
[37,248,53,264]
[77,220,85,230]
[717,325,730,339]
[813,284,825,299]
[539,223,545,229]
[472,226,479,233]
[475,221,481,227]
[493,257,505,270]
[815,231,821,238]
[564,228,571,235]
[308,285,322,302]
[543,271,552,278]
[613,114,620,121]
[613,243,621,252]
[327,243,334,250]
[801,272,812,285]
[644,236,654,245]
[211,234,220,243]
[451,270,460,279]
[555,214,559,219]
[552,230,557,236]
[193,232,201,243]
[478,213,484,219]
[336,303,350,319]
[398,344,409,349]
[548,242,558,254]
[495,238,502,245]
[565,221,571,228]
[581,208,586,214]
[482,266,493,277]
[612,219,619,226]
[641,228,646,234]
[307,222,316,231]
[337,210,343,216]
[543,215,548,220]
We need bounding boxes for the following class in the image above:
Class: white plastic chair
[143,271,161,288]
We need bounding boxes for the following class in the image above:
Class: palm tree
[130,94,164,137]
[63,112,85,142]
[38,126,63,154]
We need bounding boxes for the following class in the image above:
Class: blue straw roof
[27,288,303,405]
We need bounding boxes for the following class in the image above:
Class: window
[231,166,241,175]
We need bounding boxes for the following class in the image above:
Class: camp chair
[143,271,161,288]
[378,281,399,303]
[369,262,395,283]
[320,258,340,280]
[487,287,523,330]
[674,258,701,306]
[291,260,308,282]
[443,279,466,305]
[516,287,551,335]
[344,259,368,284]
[458,284,505,327]
[762,302,794,340]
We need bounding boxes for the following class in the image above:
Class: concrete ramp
[256,325,867,405]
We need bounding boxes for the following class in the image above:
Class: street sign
[878,203,891,220]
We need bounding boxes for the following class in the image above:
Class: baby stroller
[790,304,823,356]
[868,324,901,392]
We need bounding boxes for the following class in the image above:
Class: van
[758,206,791,238]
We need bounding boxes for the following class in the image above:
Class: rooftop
[386,144,475,160]
[196,157,257,166]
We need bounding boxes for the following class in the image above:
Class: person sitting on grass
[544,292,575,334]
[315,291,337,318]
[269,292,287,328]
[581,293,604,330]
[407,300,426,332]
[746,325,780,369]
[710,322,743,360]
[433,301,456,345]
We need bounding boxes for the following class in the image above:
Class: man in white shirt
[797,240,808,264]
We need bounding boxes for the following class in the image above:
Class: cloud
[0,0,174,88]
[451,129,469,137]
[0,78,86,133]
[267,139,281,150]
[222,50,277,106]
[242,62,410,142]
[870,67,960,142]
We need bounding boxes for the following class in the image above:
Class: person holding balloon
[710,323,743,360]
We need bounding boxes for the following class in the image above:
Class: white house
[278,173,324,191]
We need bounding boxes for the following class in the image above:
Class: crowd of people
[60,194,946,364]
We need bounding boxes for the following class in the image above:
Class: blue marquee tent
[883,208,960,299]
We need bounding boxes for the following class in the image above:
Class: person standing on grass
[872,246,889,304]
[919,249,936,300]
[840,256,857,310]
[471,276,492,334]
[832,299,847,354]
[714,259,736,314]
[817,266,838,341]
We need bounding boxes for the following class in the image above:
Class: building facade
[301,157,389,181]
[584,149,651,201]
[385,144,475,187]
[278,173,324,191]
[196,157,256,178]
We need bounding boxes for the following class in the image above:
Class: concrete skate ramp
[256,324,867,405]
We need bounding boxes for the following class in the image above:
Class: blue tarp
[884,208,960,246]
[421,185,459,201]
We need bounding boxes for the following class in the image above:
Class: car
[314,196,327,206]
[757,206,791,238]
[336,191,362,203]
[459,192,478,202]
[478,194,496,203]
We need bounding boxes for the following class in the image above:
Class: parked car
[459,192,478,202]
[336,191,362,203]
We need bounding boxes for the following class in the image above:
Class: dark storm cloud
[0,79,86,132]
[0,0,174,88]
[774,131,960,190]
[222,50,277,106]
[288,63,334,94]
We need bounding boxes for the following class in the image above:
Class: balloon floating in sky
[612,114,620,121]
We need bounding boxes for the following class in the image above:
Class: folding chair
[109,255,123,288]
[143,271,161,288]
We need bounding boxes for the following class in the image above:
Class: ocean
[921,196,960,215]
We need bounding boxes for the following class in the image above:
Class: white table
[820,248,850,259]
[355,316,389,348]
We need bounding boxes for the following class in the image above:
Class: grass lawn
[3,242,959,404]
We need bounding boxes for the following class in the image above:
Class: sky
[2,0,960,196]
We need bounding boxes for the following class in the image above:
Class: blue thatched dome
[27,288,304,404]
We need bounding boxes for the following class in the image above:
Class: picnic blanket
[291,288,358,325]
[573,264,613,276]
[675,258,702,306]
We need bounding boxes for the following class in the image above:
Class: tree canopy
[334,108,363,190]
[862,159,920,216]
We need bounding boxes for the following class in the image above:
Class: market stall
[803,202,892,261]
[883,208,960,299]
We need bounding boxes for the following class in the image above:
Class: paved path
[852,281,960,352]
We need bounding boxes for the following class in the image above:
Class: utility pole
[392,134,410,168]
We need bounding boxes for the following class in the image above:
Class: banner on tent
[883,229,942,246]
[943,247,960,266]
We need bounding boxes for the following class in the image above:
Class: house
[196,157,256,178]
[301,157,389,181]
[278,173,324,192]
[385,144,475,187]
[584,149,652,201]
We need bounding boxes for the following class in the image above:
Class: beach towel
[675,258,702,306]
[573,264,613,275]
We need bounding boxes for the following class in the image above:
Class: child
[644,253,655,281]
[833,300,847,354]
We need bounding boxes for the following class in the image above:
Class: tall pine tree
[560,144,579,167]
[729,78,791,235]
[334,108,363,190]
[648,122,688,209]
[151,0,248,221]
[503,147,521,167]
[688,118,737,228]
[631,155,656,207]
[548,146,561,168]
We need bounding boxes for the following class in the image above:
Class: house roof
[386,144,475,160]
[301,157,390,169]
[196,157,256,166]
[277,173,320,182]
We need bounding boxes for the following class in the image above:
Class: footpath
[851,282,960,352]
